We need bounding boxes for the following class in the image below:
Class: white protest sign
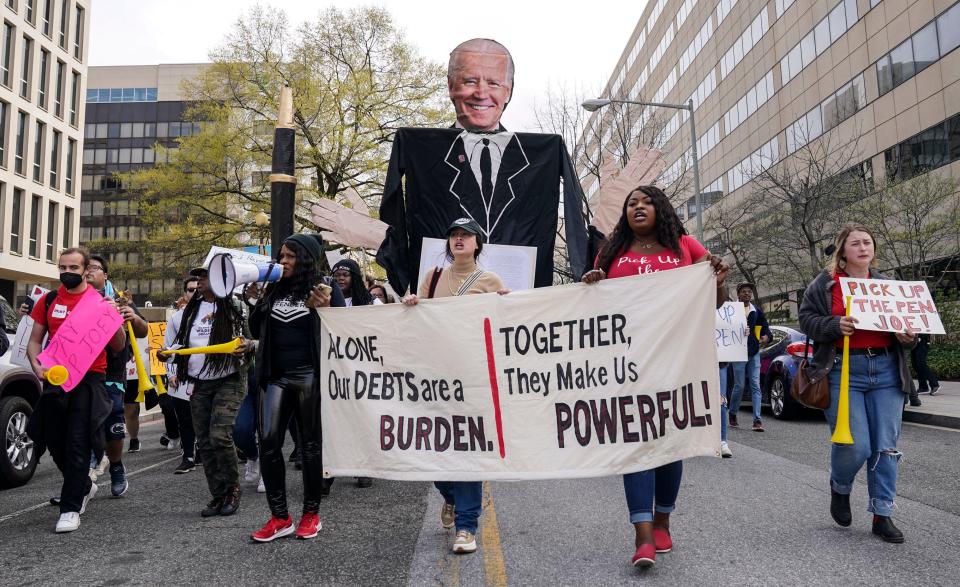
[201,245,273,268]
[418,237,536,293]
[167,379,195,401]
[10,285,49,368]
[715,302,748,362]
[125,337,151,380]
[839,278,945,334]
[319,263,720,481]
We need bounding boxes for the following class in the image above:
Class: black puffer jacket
[798,269,916,395]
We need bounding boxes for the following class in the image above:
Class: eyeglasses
[87,265,104,272]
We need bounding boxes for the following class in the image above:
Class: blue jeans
[731,353,762,421]
[233,390,258,459]
[718,365,729,442]
[434,481,483,533]
[824,353,903,517]
[623,461,682,523]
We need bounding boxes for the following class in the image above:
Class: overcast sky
[89,0,648,132]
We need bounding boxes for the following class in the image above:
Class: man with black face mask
[27,247,127,533]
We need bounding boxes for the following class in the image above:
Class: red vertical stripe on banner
[483,318,506,459]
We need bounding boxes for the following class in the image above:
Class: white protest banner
[715,302,747,362]
[319,263,720,481]
[10,285,49,368]
[418,237,536,293]
[201,245,273,268]
[839,278,945,334]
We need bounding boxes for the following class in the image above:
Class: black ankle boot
[872,515,904,543]
[830,488,851,527]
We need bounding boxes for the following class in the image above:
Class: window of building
[697,121,721,157]
[68,69,77,124]
[72,4,82,59]
[57,0,66,47]
[716,0,739,27]
[1,21,12,87]
[86,86,158,103]
[724,70,774,134]
[45,200,56,261]
[40,0,50,36]
[53,59,63,117]
[720,8,769,80]
[0,100,6,167]
[19,34,31,98]
[93,147,104,164]
[28,193,40,257]
[32,120,43,182]
[787,73,866,153]
[939,3,960,55]
[679,18,712,77]
[65,137,73,194]
[10,187,22,252]
[37,47,47,107]
[14,109,24,174]
[776,0,796,18]
[62,205,72,248]
[781,0,858,84]
[885,113,960,181]
[877,3,960,96]
[49,129,59,188]
[26,0,33,24]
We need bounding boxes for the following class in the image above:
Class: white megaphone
[208,253,282,298]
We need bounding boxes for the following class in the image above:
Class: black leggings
[259,366,323,517]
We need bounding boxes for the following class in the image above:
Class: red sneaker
[652,527,673,553]
[296,512,322,539]
[631,543,656,567]
[251,515,294,542]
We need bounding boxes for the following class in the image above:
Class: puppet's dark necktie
[480,138,492,202]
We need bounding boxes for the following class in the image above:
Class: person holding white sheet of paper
[402,217,509,555]
[799,223,918,544]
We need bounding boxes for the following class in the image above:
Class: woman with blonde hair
[799,223,917,543]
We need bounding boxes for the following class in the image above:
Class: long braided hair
[344,272,373,306]
[595,185,687,274]
[172,289,244,378]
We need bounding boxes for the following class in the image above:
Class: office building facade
[0,0,88,305]
[80,64,207,304]
[582,0,959,237]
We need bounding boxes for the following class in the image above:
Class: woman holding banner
[798,223,917,544]
[402,217,510,555]
[581,185,728,567]
[248,234,346,542]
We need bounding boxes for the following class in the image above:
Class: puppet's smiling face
[448,51,512,131]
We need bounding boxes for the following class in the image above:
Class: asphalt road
[1,414,959,585]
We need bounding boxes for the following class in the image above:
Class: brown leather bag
[789,338,830,410]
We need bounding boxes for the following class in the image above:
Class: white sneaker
[55,512,81,533]
[244,459,260,483]
[452,530,477,553]
[720,441,733,458]
[257,477,266,493]
[168,437,181,452]
[79,482,98,514]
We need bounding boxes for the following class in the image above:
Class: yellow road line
[480,481,508,587]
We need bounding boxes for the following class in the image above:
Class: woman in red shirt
[799,223,917,544]
[583,185,728,567]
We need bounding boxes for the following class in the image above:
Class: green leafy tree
[121,5,450,301]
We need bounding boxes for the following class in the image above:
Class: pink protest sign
[37,287,124,391]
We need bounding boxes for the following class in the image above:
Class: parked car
[756,325,816,420]
[0,296,42,488]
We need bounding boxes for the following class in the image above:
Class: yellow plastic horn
[46,365,69,386]
[831,296,854,445]
[159,337,242,356]
[154,374,168,396]
[128,322,155,403]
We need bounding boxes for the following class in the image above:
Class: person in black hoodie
[728,283,771,431]
[249,234,346,542]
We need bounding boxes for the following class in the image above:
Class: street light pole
[582,97,704,241]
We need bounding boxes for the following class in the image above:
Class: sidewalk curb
[903,409,960,430]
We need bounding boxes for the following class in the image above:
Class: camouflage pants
[190,373,244,498]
